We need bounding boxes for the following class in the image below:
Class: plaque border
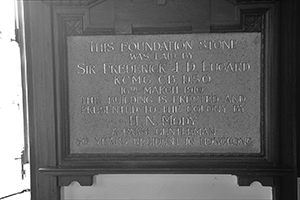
[68,32,263,155]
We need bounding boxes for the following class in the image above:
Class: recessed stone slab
[67,33,261,154]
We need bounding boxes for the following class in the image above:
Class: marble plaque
[67,33,261,154]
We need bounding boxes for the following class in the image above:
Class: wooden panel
[88,0,115,29]
[48,0,276,166]
[276,0,299,199]
[23,1,59,200]
[21,0,298,199]
[211,0,239,26]
[114,0,210,33]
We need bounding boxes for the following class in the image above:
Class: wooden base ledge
[39,167,292,187]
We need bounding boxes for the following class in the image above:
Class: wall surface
[0,1,30,199]
[62,174,272,200]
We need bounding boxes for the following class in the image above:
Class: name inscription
[68,33,261,154]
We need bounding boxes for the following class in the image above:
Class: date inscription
[68,33,261,154]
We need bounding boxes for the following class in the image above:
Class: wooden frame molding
[21,0,298,199]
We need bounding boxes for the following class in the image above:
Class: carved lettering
[77,63,96,75]
[161,115,196,126]
[199,137,253,146]
[69,33,261,154]
[89,41,115,53]
[133,137,180,146]
[95,137,128,146]
[202,61,251,72]
[182,74,212,84]
[103,63,167,75]
[120,40,193,52]
[198,39,237,50]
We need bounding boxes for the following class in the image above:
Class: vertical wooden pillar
[23,1,59,200]
[278,0,299,198]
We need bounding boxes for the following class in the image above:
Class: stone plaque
[68,33,261,154]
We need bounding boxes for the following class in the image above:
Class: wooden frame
[42,0,277,175]
[20,0,298,199]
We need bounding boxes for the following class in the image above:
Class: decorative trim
[51,5,276,180]
[56,10,271,164]
[226,0,275,5]
[58,16,84,165]
[57,13,115,164]
[132,24,192,34]
[237,176,274,187]
[42,0,106,6]
[40,167,293,177]
[236,0,276,3]
[211,9,266,32]
[58,176,94,186]
[242,12,264,32]
[64,18,83,36]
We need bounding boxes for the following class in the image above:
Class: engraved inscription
[68,33,261,154]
